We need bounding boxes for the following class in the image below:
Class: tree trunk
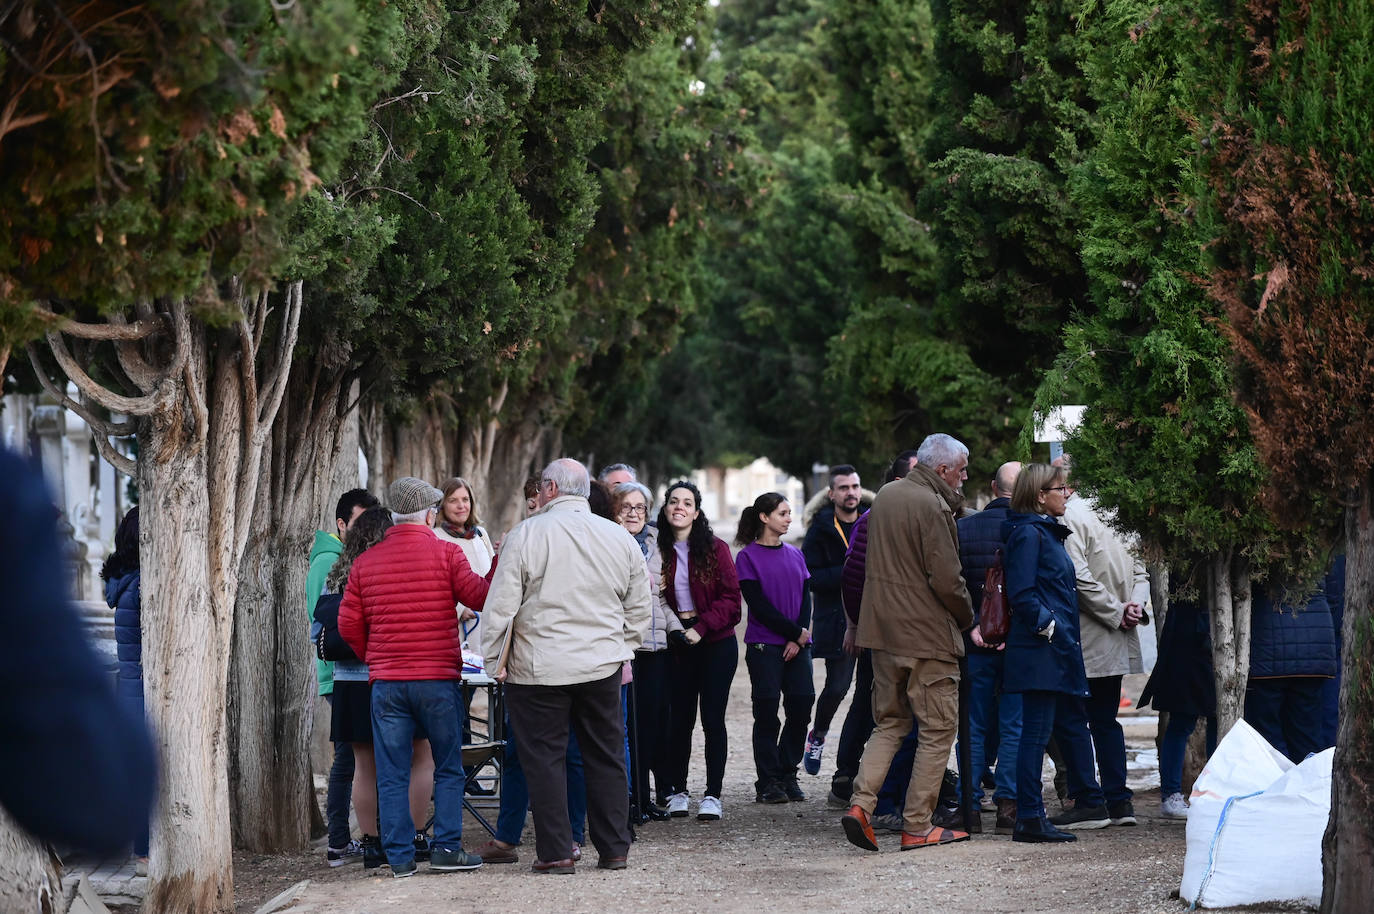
[459,407,549,540]
[135,286,301,913]
[1320,473,1374,913]
[1209,549,1252,737]
[228,351,357,852]
[0,808,63,914]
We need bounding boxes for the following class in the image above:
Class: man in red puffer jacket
[339,476,494,877]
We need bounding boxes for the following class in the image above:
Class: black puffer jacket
[802,504,854,659]
[1249,562,1341,679]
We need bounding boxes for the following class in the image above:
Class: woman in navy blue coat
[101,506,147,867]
[1001,464,1088,843]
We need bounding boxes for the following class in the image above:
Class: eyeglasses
[619,504,648,516]
[1041,485,1070,494]
[540,478,554,489]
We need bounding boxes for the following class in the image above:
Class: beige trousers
[850,651,960,833]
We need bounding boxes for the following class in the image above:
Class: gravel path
[232,665,1312,914]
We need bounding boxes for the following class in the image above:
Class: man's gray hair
[543,458,591,498]
[392,508,431,525]
[598,462,638,482]
[916,433,969,468]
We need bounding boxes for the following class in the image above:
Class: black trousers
[1245,677,1329,763]
[668,636,738,798]
[832,648,875,793]
[505,671,630,864]
[745,642,816,789]
[630,649,672,806]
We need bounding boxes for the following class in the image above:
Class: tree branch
[32,306,164,340]
[44,330,160,415]
[256,281,302,432]
[25,343,137,477]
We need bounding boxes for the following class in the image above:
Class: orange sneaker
[900,826,970,850]
[841,805,879,851]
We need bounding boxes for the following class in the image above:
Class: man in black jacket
[956,461,1021,833]
[801,464,862,775]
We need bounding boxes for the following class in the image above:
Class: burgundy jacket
[840,509,870,625]
[338,524,493,681]
[661,536,742,644]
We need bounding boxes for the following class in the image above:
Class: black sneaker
[360,834,384,869]
[1049,803,1111,830]
[391,859,418,878]
[413,832,431,861]
[755,782,788,804]
[1108,800,1138,826]
[430,846,483,872]
[783,779,806,802]
[326,839,363,867]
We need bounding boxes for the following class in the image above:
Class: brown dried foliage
[1202,1,1374,522]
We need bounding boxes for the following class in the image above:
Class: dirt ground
[228,666,1315,914]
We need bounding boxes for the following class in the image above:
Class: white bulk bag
[1180,719,1333,908]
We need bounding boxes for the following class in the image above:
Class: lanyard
[833,515,850,550]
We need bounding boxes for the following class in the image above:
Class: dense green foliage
[0,1,396,315]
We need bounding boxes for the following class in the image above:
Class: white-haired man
[484,458,652,874]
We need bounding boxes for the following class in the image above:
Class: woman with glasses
[613,482,678,822]
[1000,463,1090,843]
[658,480,741,821]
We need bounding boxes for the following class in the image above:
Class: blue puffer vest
[105,570,143,701]
[1249,563,1339,680]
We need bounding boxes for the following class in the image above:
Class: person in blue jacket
[0,447,155,854]
[102,506,148,869]
[1000,463,1089,844]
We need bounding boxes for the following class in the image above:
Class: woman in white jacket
[434,476,497,796]
[434,477,496,649]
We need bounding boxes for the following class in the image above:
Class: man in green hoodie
[310,487,380,866]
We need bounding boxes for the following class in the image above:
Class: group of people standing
[298,435,1343,877]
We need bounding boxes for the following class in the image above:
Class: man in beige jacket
[1048,466,1149,829]
[841,434,975,852]
[483,458,651,873]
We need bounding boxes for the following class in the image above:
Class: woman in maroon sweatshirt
[658,480,742,822]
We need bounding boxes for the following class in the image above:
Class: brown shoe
[531,857,576,874]
[841,805,879,852]
[995,799,1017,836]
[596,856,628,870]
[899,827,970,850]
[474,839,518,864]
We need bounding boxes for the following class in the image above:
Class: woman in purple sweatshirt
[735,493,815,805]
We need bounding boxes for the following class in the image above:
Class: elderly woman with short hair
[614,482,678,821]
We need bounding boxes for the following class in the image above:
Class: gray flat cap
[388,476,443,515]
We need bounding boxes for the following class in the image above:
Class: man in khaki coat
[483,457,651,872]
[1051,466,1149,827]
[841,434,975,851]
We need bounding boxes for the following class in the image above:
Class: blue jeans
[1159,713,1217,797]
[495,711,586,846]
[963,651,1022,802]
[1245,677,1329,763]
[1017,691,1059,820]
[1052,687,1110,808]
[372,680,465,866]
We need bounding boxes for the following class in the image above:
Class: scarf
[440,520,477,540]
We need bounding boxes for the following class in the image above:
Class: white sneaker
[1161,793,1190,819]
[666,792,690,817]
[697,795,722,821]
